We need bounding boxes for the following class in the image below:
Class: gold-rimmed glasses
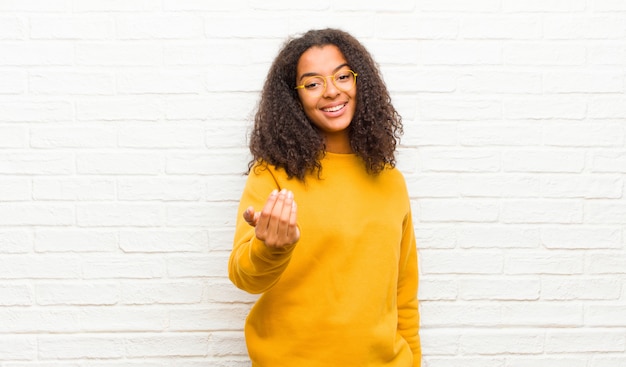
[295,69,358,97]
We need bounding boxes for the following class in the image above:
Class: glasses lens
[302,76,325,94]
[333,70,356,92]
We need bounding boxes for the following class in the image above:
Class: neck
[323,131,353,154]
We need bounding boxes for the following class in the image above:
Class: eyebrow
[298,63,350,82]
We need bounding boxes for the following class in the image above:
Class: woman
[229,28,421,367]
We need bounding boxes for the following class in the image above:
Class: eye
[303,77,324,89]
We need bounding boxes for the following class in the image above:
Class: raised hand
[243,189,300,249]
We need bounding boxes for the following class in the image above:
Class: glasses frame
[295,69,358,96]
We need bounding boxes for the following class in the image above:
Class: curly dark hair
[247,28,403,181]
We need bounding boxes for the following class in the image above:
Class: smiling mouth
[321,103,346,113]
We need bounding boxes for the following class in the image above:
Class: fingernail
[280,188,287,195]
[287,190,294,199]
[270,189,278,196]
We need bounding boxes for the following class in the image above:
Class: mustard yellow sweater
[229,153,420,367]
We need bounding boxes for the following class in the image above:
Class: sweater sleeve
[228,165,296,294]
[397,209,421,366]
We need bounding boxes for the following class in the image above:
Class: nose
[322,76,340,98]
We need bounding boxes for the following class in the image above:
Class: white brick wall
[0,1,624,366]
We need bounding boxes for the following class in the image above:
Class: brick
[506,252,583,275]
[73,0,159,12]
[116,15,203,39]
[419,330,460,357]
[500,302,583,326]
[364,40,420,65]
[0,336,36,360]
[401,122,457,147]
[503,0,585,11]
[29,16,113,39]
[544,16,626,39]
[375,16,458,39]
[459,71,542,94]
[164,94,257,120]
[0,204,74,226]
[0,284,33,305]
[0,152,74,174]
[30,126,117,148]
[0,309,80,333]
[36,282,118,305]
[590,97,626,118]
[545,331,626,353]
[119,230,208,252]
[166,150,247,175]
[35,229,118,253]
[206,175,247,202]
[587,253,626,274]
[588,42,626,65]
[417,0,501,12]
[0,43,73,66]
[424,358,504,367]
[76,43,161,66]
[76,97,162,121]
[0,70,26,93]
[502,200,583,224]
[167,253,229,278]
[206,122,250,148]
[585,201,626,224]
[506,357,587,367]
[418,278,458,301]
[77,203,163,227]
[33,178,116,201]
[76,152,162,175]
[0,230,33,254]
[124,333,209,357]
[385,68,457,93]
[166,202,237,227]
[420,250,504,274]
[204,16,289,38]
[118,71,206,94]
[420,302,502,326]
[0,0,71,11]
[419,198,500,222]
[79,308,168,332]
[419,148,501,172]
[592,151,626,172]
[545,70,624,93]
[168,305,256,331]
[29,72,115,95]
[209,331,248,357]
[0,16,26,39]
[457,226,541,249]
[504,43,586,65]
[502,150,585,173]
[544,122,624,146]
[541,175,623,198]
[38,335,125,359]
[459,279,540,300]
[415,226,457,249]
[586,305,626,326]
[459,174,541,198]
[461,16,541,39]
[0,101,72,122]
[541,278,622,300]
[121,280,205,304]
[420,41,502,65]
[542,227,622,249]
[0,177,31,201]
[82,255,164,279]
[594,0,626,11]
[118,123,204,148]
[163,0,246,11]
[118,178,203,202]
[405,174,458,198]
[460,331,544,354]
[503,97,587,119]
[0,255,81,279]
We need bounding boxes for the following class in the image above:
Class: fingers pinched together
[243,189,300,249]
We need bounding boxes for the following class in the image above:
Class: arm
[397,209,421,366]
[228,167,300,294]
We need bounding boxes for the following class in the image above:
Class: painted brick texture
[0,1,625,366]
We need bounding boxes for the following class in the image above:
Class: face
[296,45,357,152]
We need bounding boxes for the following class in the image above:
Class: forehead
[296,45,348,75]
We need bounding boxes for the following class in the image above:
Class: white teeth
[322,103,345,112]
